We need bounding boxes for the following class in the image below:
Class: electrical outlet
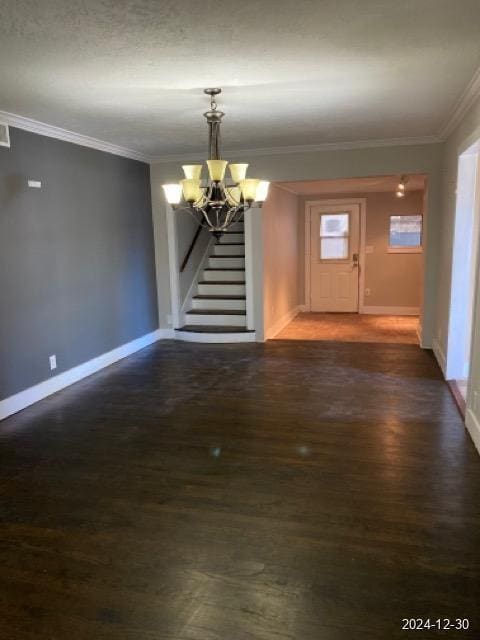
[49,355,57,370]
[28,180,42,188]
[365,288,371,296]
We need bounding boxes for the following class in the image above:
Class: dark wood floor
[1,340,480,639]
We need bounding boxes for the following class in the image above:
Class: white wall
[262,185,300,337]
[150,142,443,344]
[435,93,480,453]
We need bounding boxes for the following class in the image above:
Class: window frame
[387,213,423,254]
[318,212,351,262]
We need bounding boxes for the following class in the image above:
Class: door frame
[304,198,367,313]
[446,140,480,384]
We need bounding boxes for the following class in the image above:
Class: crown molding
[0,110,149,163]
[150,135,441,164]
[439,65,480,141]
[1,110,444,166]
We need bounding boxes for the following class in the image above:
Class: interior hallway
[1,340,479,639]
[274,312,419,344]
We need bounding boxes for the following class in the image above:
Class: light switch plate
[49,355,57,370]
[28,180,42,188]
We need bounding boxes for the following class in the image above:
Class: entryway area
[274,312,419,343]
[262,175,426,344]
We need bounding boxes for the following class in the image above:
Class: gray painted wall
[0,127,158,400]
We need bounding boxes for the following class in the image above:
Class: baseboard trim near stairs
[174,329,257,343]
[265,305,301,339]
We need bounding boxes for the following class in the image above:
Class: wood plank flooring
[274,312,419,344]
[1,340,479,639]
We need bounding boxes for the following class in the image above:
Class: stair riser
[209,257,245,269]
[186,314,247,326]
[192,298,246,311]
[224,222,244,232]
[198,283,246,295]
[218,233,244,244]
[213,244,245,256]
[203,270,245,282]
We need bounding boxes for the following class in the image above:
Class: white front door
[309,203,360,312]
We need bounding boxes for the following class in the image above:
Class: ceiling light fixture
[396,175,407,198]
[162,88,269,236]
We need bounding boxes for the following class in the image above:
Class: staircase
[175,222,255,341]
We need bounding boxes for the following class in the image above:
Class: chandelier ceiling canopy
[162,88,269,235]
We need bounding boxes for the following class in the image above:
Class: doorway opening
[446,140,480,412]
[265,175,427,344]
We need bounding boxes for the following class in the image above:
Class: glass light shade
[229,163,249,183]
[398,183,405,191]
[162,183,182,204]
[255,180,270,202]
[181,179,203,203]
[396,190,405,198]
[239,178,260,202]
[182,164,203,180]
[207,160,228,181]
[226,186,242,206]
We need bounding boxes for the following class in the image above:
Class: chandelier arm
[225,185,241,206]
[201,208,215,229]
[224,206,238,228]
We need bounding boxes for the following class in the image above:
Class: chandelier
[162,88,269,236]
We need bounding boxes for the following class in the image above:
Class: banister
[180,224,203,273]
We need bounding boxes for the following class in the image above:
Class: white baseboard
[361,305,420,316]
[298,304,308,312]
[265,305,301,339]
[174,330,256,343]
[0,329,165,421]
[466,409,480,456]
[159,328,175,339]
[416,326,424,348]
[432,337,447,376]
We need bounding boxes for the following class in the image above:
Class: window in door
[319,213,349,260]
[388,214,423,253]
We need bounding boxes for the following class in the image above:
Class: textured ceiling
[1,0,480,158]
[278,175,426,195]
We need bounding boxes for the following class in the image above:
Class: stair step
[192,295,246,311]
[187,309,246,315]
[184,310,247,326]
[203,269,245,282]
[212,243,245,256]
[209,257,245,268]
[198,280,246,285]
[218,232,244,243]
[177,325,253,333]
[198,282,246,296]
[204,268,245,271]
[193,295,246,299]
